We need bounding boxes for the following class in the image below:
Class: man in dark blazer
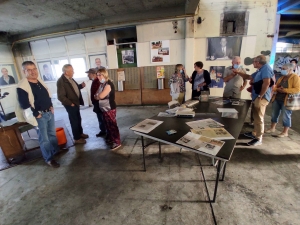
[57,64,89,144]
[0,68,16,85]
[211,37,233,60]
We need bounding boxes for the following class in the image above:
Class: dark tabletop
[134,98,251,161]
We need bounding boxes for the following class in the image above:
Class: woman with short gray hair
[265,63,300,137]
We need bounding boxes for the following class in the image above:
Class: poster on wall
[150,40,170,63]
[0,64,18,86]
[117,47,137,68]
[89,54,107,70]
[117,70,125,81]
[156,66,165,78]
[209,66,225,88]
[206,37,242,61]
[37,61,56,81]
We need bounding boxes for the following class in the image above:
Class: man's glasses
[25,68,38,73]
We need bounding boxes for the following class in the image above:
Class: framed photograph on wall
[0,64,18,86]
[117,48,137,68]
[89,54,107,70]
[209,66,225,88]
[206,37,242,61]
[37,61,56,81]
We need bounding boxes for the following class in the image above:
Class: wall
[191,0,278,99]
[0,44,18,113]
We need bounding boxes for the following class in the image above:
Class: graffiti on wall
[274,55,299,71]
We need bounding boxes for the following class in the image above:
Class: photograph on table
[206,36,242,61]
[89,54,107,70]
[37,61,56,82]
[150,40,170,63]
[0,64,18,86]
[209,66,225,88]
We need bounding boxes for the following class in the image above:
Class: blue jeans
[36,112,59,162]
[271,99,292,127]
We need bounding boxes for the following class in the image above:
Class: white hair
[62,64,72,73]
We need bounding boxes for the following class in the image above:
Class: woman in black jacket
[189,61,211,99]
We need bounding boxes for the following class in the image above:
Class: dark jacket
[191,70,211,91]
[0,75,16,85]
[57,75,84,106]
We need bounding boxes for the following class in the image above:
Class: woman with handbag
[265,63,300,137]
[169,64,189,104]
[94,69,121,150]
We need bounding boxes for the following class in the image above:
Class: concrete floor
[0,105,300,225]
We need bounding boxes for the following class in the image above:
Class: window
[70,57,87,78]
[53,59,68,77]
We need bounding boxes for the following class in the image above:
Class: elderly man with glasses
[233,55,275,146]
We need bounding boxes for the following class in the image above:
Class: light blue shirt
[251,64,274,102]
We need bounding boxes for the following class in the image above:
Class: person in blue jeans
[265,63,300,137]
[15,61,60,168]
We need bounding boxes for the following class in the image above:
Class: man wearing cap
[86,68,106,137]
[290,59,300,76]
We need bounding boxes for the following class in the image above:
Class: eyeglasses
[25,68,38,73]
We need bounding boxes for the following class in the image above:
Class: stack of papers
[157,112,176,117]
[217,108,239,119]
[217,108,238,113]
[212,99,230,105]
[186,118,224,129]
[176,132,224,156]
[190,127,234,140]
[130,119,163,133]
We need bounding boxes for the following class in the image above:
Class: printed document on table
[158,112,176,117]
[176,132,224,156]
[131,119,163,133]
[186,118,224,129]
[217,108,238,113]
[190,127,234,140]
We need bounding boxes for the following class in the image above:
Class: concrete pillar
[184,17,195,101]
[269,14,281,68]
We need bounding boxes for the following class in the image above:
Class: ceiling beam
[280,9,300,14]
[277,0,300,14]
[10,5,189,43]
[280,21,300,24]
[185,0,199,14]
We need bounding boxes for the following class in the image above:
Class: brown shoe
[47,160,60,168]
[81,133,89,139]
[74,138,86,144]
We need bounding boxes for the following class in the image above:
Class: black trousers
[64,105,83,140]
[93,103,106,132]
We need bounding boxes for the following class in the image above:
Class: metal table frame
[135,132,228,203]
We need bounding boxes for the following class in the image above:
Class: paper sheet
[130,119,163,133]
[217,108,238,113]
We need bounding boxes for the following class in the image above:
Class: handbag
[286,93,300,110]
[96,83,111,112]
[253,79,275,94]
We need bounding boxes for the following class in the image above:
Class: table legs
[212,160,221,203]
[141,136,146,171]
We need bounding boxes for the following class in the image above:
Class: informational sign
[156,66,165,78]
[117,70,125,81]
[150,40,170,63]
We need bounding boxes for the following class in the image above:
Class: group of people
[169,55,300,146]
[16,61,120,168]
[13,55,300,168]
